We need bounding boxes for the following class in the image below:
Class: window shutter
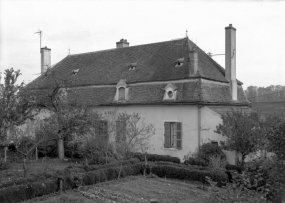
[116,121,126,142]
[176,122,182,149]
[103,121,108,143]
[164,122,171,148]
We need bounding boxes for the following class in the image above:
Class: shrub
[149,164,228,185]
[82,163,143,186]
[0,180,58,203]
[225,164,243,173]
[184,157,208,166]
[197,143,226,164]
[131,152,180,164]
[208,155,228,171]
[0,159,9,171]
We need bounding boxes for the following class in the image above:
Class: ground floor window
[164,122,182,149]
[116,120,126,142]
[94,120,108,142]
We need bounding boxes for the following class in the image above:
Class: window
[118,87,125,100]
[163,83,177,101]
[164,122,182,149]
[116,120,126,142]
[115,79,128,101]
[211,141,218,146]
[94,120,108,142]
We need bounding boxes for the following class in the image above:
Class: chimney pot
[116,39,129,48]
[41,47,51,73]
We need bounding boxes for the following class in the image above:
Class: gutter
[98,101,251,107]
[197,104,202,150]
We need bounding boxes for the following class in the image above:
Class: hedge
[131,152,180,164]
[0,163,144,203]
[156,161,208,171]
[0,180,57,203]
[225,164,243,174]
[149,164,228,185]
[67,158,140,172]
[183,157,208,166]
[82,162,143,186]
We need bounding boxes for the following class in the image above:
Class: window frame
[94,120,109,143]
[118,87,126,100]
[116,120,126,142]
[163,121,182,150]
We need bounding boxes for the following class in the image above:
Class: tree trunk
[35,147,38,161]
[4,146,8,163]
[58,138,64,160]
[23,157,28,177]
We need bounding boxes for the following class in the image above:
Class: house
[27,24,250,164]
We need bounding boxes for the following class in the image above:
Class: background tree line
[245,85,285,102]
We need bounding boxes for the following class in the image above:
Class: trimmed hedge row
[225,164,243,174]
[0,163,144,203]
[156,161,208,171]
[131,152,180,164]
[66,158,140,172]
[0,180,57,203]
[149,164,228,185]
[184,157,208,166]
[81,163,143,186]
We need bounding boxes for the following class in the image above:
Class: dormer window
[129,62,137,70]
[175,58,184,67]
[118,87,125,100]
[163,83,178,101]
[72,69,79,75]
[167,91,174,99]
[115,79,129,101]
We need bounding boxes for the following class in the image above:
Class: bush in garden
[149,164,228,185]
[207,157,285,203]
[225,164,243,174]
[208,155,228,172]
[197,143,226,164]
[0,180,58,203]
[184,157,208,166]
[131,152,180,164]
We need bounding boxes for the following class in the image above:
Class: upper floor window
[163,83,178,101]
[115,79,128,101]
[118,87,125,100]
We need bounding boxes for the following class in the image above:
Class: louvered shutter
[164,122,171,148]
[103,121,109,143]
[176,122,182,149]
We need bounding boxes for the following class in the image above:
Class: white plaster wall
[92,105,199,161]
[200,106,237,164]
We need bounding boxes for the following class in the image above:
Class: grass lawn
[22,176,210,203]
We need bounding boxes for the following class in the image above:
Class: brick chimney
[116,39,129,48]
[225,24,237,101]
[41,46,51,73]
[189,47,198,76]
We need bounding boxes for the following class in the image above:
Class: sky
[0,0,284,89]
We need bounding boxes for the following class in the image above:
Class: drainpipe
[198,104,202,150]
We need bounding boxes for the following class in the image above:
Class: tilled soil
[23,176,210,203]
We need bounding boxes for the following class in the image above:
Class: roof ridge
[69,37,187,57]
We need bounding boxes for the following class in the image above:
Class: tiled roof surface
[60,81,248,106]
[208,106,252,116]
[27,37,248,106]
[27,38,241,90]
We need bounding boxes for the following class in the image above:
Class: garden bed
[23,176,211,203]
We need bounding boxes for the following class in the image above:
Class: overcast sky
[0,0,284,89]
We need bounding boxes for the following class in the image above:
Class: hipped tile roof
[27,37,249,106]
